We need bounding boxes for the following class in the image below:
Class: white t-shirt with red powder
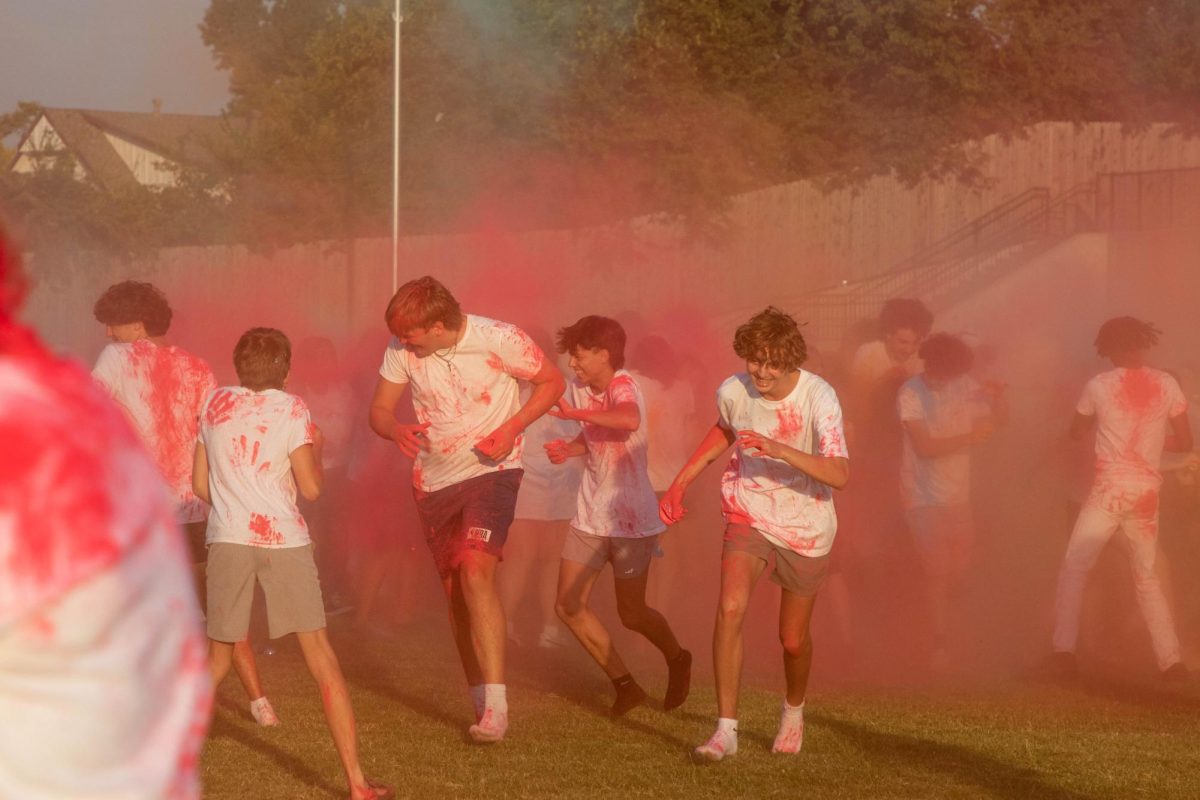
[199,387,314,548]
[1,338,210,799]
[570,371,666,538]
[897,375,988,509]
[1078,366,1188,492]
[717,371,849,557]
[379,314,546,493]
[92,340,216,524]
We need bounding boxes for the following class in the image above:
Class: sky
[0,0,230,118]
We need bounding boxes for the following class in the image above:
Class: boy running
[545,315,691,716]
[660,307,849,761]
[195,328,391,799]
[368,276,564,743]
[1049,317,1192,680]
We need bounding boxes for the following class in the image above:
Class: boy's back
[1080,366,1186,486]
[199,386,313,547]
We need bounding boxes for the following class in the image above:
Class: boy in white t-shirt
[368,276,564,743]
[195,328,392,800]
[1048,317,1193,681]
[91,280,274,726]
[0,231,211,799]
[544,316,692,716]
[660,307,849,762]
[897,333,1005,668]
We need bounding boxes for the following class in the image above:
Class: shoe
[692,728,737,763]
[1033,651,1077,682]
[1162,662,1189,683]
[468,707,508,743]
[249,697,280,727]
[611,680,647,718]
[772,704,804,754]
[664,649,692,711]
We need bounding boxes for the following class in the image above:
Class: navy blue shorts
[413,469,523,576]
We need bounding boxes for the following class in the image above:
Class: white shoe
[249,696,280,727]
[468,706,508,743]
[772,705,804,754]
[693,728,737,762]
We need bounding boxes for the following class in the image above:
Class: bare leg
[232,639,266,700]
[295,629,386,800]
[441,572,485,686]
[614,570,682,660]
[208,639,235,687]
[778,591,818,706]
[555,558,629,678]
[714,551,767,718]
[457,550,506,683]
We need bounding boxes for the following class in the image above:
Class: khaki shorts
[562,528,660,579]
[206,543,326,641]
[723,524,829,597]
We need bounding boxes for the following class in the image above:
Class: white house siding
[11,116,87,180]
[103,132,180,188]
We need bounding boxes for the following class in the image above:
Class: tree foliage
[7,0,1200,249]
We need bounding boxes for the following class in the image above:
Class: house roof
[11,107,233,192]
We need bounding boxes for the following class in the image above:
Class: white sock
[484,683,508,716]
[783,699,805,715]
[717,717,738,735]
[469,684,485,719]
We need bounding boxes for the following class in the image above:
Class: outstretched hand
[391,421,431,458]
[737,429,785,459]
[547,397,585,422]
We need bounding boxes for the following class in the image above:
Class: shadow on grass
[810,712,1087,800]
[504,645,704,754]
[208,710,345,799]
[341,651,467,734]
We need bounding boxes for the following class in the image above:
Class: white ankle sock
[783,699,805,715]
[717,717,738,735]
[484,683,507,715]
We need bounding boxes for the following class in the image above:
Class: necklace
[432,339,458,366]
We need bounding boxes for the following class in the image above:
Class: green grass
[200,619,1200,800]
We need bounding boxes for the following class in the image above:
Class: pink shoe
[250,696,280,727]
[468,706,508,743]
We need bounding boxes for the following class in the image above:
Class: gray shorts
[206,543,326,641]
[723,524,829,597]
[562,528,660,579]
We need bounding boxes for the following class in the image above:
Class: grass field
[199,616,1200,800]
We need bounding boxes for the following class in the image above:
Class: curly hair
[919,333,974,380]
[385,276,463,334]
[733,307,807,371]
[93,281,173,337]
[556,315,626,369]
[234,327,292,391]
[1094,316,1161,357]
[879,298,933,338]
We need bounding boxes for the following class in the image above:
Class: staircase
[793,181,1100,346]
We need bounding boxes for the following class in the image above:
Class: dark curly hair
[93,281,172,337]
[556,315,626,369]
[733,307,807,371]
[234,327,291,391]
[1094,316,1161,358]
[879,298,933,337]
[919,333,974,380]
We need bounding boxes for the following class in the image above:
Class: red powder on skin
[1117,369,1161,415]
[248,513,284,545]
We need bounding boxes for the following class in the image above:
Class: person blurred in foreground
[0,226,211,798]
